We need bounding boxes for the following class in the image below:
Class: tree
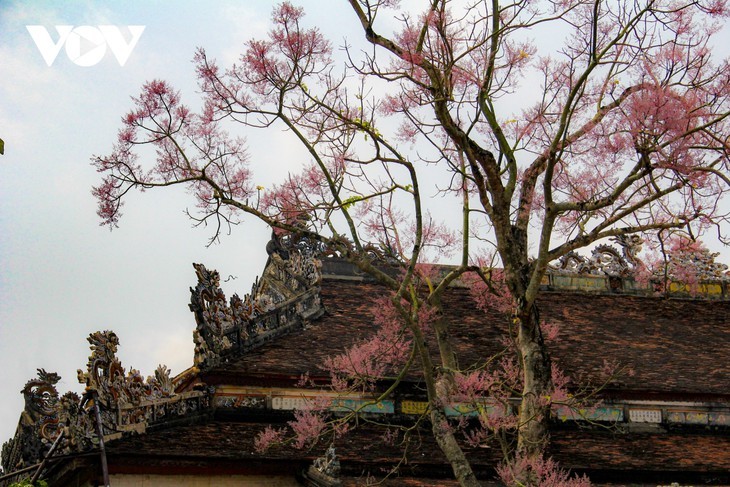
[93,1,730,485]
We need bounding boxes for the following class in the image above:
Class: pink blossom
[452,370,496,403]
[236,1,331,96]
[91,176,123,227]
[701,0,728,16]
[289,409,326,449]
[381,428,399,446]
[545,365,572,406]
[324,295,412,390]
[542,321,560,342]
[91,78,254,230]
[272,2,304,25]
[497,454,592,487]
[467,267,514,316]
[254,425,285,453]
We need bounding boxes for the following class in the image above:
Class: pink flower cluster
[497,454,592,487]
[324,295,412,391]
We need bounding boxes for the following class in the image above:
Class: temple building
[2,236,729,486]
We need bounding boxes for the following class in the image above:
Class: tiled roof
[103,417,730,482]
[179,271,730,483]
[550,428,730,472]
[206,277,730,397]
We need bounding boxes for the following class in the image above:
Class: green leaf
[0,137,4,155]
[341,195,359,211]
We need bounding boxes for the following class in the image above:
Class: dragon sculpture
[553,235,643,277]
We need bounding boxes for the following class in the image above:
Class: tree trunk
[514,301,552,457]
[431,381,482,487]
[411,304,481,487]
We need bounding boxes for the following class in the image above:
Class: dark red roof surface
[207,278,730,397]
[104,419,730,481]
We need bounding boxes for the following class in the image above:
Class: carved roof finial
[304,444,342,487]
[266,230,290,260]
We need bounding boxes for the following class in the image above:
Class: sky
[1,0,729,453]
[0,0,370,449]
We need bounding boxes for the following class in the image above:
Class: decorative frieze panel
[401,400,428,415]
[212,386,730,431]
[710,411,730,426]
[667,410,730,426]
[666,410,708,425]
[330,398,394,415]
[554,406,624,422]
[214,387,394,416]
[445,402,508,418]
[272,396,310,411]
[401,400,512,419]
[628,408,662,423]
[550,275,609,292]
[214,394,266,410]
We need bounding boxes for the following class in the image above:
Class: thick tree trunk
[514,302,552,457]
[498,226,553,458]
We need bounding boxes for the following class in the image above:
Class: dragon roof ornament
[1,369,66,473]
[278,232,402,267]
[551,235,643,277]
[549,235,730,295]
[281,231,729,293]
[656,245,730,282]
[190,232,325,371]
[1,332,208,476]
[77,331,176,409]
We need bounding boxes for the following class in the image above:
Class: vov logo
[27,25,145,67]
